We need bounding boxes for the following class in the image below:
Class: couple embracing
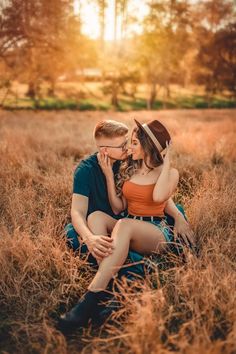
[59,118,196,331]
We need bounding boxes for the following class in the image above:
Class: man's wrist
[82,232,93,244]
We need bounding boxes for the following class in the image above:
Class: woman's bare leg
[88,218,167,292]
[87,211,118,263]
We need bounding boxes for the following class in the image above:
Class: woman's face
[129,132,144,160]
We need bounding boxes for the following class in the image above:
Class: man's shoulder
[74,153,98,175]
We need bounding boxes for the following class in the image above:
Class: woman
[59,119,181,331]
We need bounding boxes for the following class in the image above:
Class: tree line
[0,0,235,108]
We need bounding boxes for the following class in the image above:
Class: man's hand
[86,234,115,262]
[174,213,196,248]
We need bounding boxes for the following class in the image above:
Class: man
[65,120,194,278]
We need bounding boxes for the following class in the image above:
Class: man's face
[96,135,129,161]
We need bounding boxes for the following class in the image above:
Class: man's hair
[94,120,128,139]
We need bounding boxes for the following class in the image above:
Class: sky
[74,0,150,40]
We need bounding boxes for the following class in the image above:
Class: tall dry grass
[0,109,236,354]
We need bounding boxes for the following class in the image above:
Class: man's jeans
[64,205,186,281]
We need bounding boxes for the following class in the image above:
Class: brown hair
[134,126,163,169]
[116,126,163,195]
[94,120,128,139]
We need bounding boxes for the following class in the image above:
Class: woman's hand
[97,152,113,179]
[174,215,198,256]
[162,140,172,168]
[174,216,195,245]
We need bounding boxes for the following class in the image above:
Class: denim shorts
[125,214,174,244]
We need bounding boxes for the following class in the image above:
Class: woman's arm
[164,198,184,221]
[164,198,195,246]
[153,143,179,203]
[98,152,126,215]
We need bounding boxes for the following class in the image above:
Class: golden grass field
[0,109,236,354]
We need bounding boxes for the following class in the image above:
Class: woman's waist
[127,202,166,217]
[126,213,165,222]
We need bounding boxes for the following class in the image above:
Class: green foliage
[3,93,235,111]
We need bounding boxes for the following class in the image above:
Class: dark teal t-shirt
[73,153,122,218]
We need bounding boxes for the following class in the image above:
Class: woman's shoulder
[155,165,178,175]
[153,166,179,182]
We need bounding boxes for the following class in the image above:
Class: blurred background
[0,0,235,111]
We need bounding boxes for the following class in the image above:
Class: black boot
[58,290,112,332]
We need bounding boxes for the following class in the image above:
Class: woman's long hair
[116,126,164,195]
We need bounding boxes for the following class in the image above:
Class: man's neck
[109,158,116,166]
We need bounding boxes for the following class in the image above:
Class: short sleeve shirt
[73,153,122,218]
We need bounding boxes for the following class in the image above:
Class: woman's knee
[112,218,132,236]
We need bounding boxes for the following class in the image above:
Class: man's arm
[71,194,114,260]
[71,194,93,243]
[164,198,195,246]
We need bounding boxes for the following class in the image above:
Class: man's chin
[119,154,128,160]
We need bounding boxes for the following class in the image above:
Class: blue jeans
[64,204,186,281]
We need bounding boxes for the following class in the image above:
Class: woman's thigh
[115,218,168,254]
[87,211,118,235]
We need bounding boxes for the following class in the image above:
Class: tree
[138,0,191,109]
[195,23,236,99]
[193,0,236,100]
[100,37,140,107]
[97,0,107,49]
[0,0,73,97]
[0,0,97,101]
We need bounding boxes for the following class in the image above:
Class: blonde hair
[94,120,128,139]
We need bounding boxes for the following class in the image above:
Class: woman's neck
[141,159,153,170]
[139,161,153,175]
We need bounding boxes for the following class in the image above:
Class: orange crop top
[122,180,166,217]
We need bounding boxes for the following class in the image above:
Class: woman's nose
[127,148,132,155]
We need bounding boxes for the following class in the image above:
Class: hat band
[142,124,163,152]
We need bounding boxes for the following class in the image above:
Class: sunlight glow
[74,0,149,41]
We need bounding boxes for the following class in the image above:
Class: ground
[0,109,235,354]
